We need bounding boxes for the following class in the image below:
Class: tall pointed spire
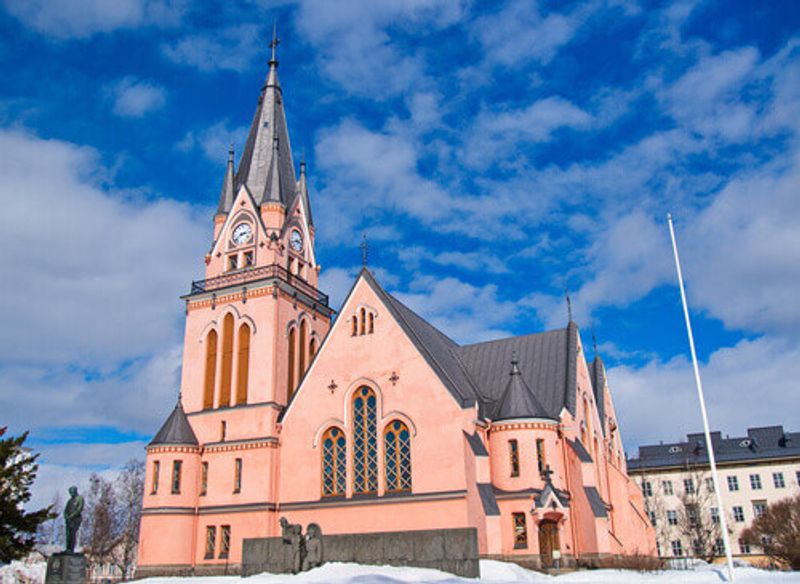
[217,145,236,215]
[235,23,296,207]
[297,156,314,226]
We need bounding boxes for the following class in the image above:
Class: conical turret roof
[149,397,198,447]
[489,356,553,421]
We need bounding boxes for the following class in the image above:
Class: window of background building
[671,540,683,557]
[509,440,520,477]
[773,472,785,488]
[739,540,751,554]
[727,475,739,492]
[705,477,714,492]
[234,458,242,494]
[733,506,745,522]
[200,462,208,496]
[667,510,678,525]
[710,507,719,524]
[684,478,695,494]
[219,525,231,559]
[687,505,698,527]
[512,513,527,549]
[171,460,182,494]
[692,539,703,556]
[753,500,767,518]
[750,474,762,490]
[150,461,160,495]
[714,538,724,556]
[642,481,653,497]
[205,526,216,559]
[662,480,674,495]
[796,470,800,487]
[647,511,657,526]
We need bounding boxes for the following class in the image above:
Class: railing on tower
[189,264,329,306]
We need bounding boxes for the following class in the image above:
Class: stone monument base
[46,553,87,584]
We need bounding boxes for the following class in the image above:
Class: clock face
[290,229,303,252]
[232,223,253,245]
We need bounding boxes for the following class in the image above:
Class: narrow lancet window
[299,320,307,377]
[384,420,412,492]
[352,386,378,494]
[360,308,366,335]
[509,440,520,477]
[203,330,218,410]
[219,313,234,407]
[236,324,250,405]
[321,427,347,496]
[287,327,296,400]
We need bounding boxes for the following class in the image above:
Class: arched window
[287,327,296,400]
[299,320,307,377]
[384,420,412,493]
[219,313,234,408]
[352,387,378,494]
[203,330,217,410]
[351,316,357,336]
[368,312,374,334]
[321,427,347,496]
[359,308,366,335]
[309,338,317,359]
[235,324,250,405]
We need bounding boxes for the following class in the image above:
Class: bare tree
[675,465,723,562]
[741,492,800,569]
[83,474,119,570]
[36,491,63,550]
[109,460,144,580]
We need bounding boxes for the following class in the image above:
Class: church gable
[206,185,268,277]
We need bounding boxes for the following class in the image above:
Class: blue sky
[1,0,798,508]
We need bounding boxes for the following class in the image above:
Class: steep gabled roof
[455,325,580,420]
[149,398,198,447]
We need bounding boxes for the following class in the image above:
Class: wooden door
[538,520,560,568]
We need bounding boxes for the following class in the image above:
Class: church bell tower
[138,34,332,573]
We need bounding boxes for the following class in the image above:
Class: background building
[628,426,800,565]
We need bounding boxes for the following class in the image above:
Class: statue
[63,486,84,554]
[303,523,324,570]
[279,517,305,574]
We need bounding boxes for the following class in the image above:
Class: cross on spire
[564,285,573,322]
[360,233,369,267]
[269,21,280,64]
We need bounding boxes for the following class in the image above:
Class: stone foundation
[46,553,87,584]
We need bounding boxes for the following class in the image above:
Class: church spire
[217,145,236,215]
[235,24,296,207]
[296,156,314,226]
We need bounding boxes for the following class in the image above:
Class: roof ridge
[458,328,567,351]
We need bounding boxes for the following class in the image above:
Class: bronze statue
[303,523,323,570]
[279,517,305,574]
[63,486,84,554]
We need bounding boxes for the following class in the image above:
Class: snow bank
[0,559,46,584]
[133,560,800,584]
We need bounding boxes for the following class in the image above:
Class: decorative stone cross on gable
[389,371,400,386]
[541,465,554,483]
[327,380,338,394]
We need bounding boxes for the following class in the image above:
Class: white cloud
[162,23,264,72]
[294,0,464,97]
[176,119,248,162]
[108,77,166,118]
[397,245,509,275]
[2,0,185,39]
[610,336,800,454]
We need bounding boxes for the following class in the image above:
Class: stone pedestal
[46,553,87,584]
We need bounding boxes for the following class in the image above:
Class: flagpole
[667,213,735,582]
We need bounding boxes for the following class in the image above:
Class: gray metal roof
[584,486,608,518]
[360,270,581,419]
[628,425,800,471]
[456,324,580,419]
[486,357,552,421]
[149,399,198,447]
[235,57,297,208]
[477,483,500,516]
[589,356,607,435]
[464,431,488,456]
[568,438,593,463]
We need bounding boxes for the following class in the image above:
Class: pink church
[137,45,655,576]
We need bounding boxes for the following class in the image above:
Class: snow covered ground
[3,559,798,584]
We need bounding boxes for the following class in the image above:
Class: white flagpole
[667,214,735,582]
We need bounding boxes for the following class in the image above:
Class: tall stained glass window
[321,427,347,496]
[385,420,412,492]
[352,387,378,493]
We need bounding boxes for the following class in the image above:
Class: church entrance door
[538,520,560,568]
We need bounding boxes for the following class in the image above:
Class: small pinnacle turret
[217,145,236,215]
